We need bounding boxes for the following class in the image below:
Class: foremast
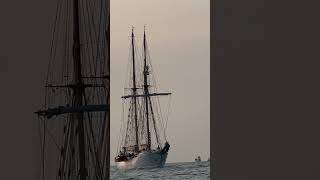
[142,27,166,150]
[35,0,109,179]
[130,27,140,151]
[72,0,86,179]
[143,26,151,151]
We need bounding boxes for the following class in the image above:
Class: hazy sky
[110,0,210,164]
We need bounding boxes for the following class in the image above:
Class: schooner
[115,27,171,170]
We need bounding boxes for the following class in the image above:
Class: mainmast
[72,0,86,179]
[131,27,139,150]
[35,0,109,179]
[143,27,151,150]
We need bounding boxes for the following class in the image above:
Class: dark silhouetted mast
[143,27,151,150]
[131,28,139,150]
[35,0,109,179]
[72,0,86,179]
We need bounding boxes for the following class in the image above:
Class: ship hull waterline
[116,151,168,170]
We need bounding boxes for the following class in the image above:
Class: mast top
[131,26,134,36]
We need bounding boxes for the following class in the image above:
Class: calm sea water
[110,161,210,180]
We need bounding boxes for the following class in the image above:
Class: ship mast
[143,26,151,150]
[72,0,86,179]
[35,0,109,179]
[131,27,139,150]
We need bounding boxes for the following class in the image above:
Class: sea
[110,161,211,180]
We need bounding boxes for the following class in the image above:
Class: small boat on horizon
[195,156,202,162]
[115,27,172,170]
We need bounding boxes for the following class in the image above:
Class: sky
[110,0,210,164]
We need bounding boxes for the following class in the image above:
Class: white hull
[116,151,168,170]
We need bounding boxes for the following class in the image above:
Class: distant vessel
[115,27,172,170]
[195,156,202,162]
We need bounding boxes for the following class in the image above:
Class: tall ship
[34,0,110,179]
[115,27,172,170]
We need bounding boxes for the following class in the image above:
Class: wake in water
[110,161,210,180]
